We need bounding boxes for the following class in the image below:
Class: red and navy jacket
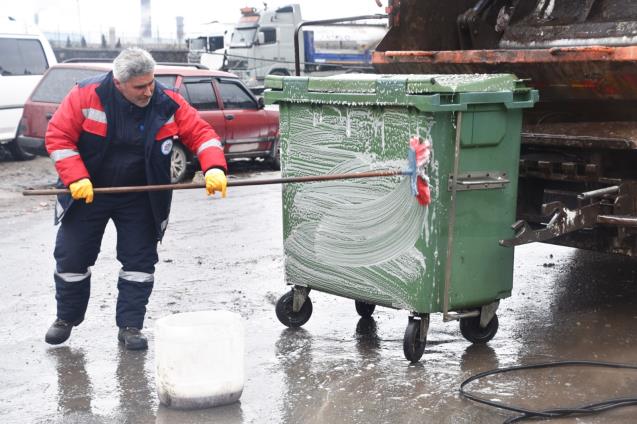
[45,71,227,240]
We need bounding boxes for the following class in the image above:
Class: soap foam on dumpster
[282,104,438,309]
[314,178,426,267]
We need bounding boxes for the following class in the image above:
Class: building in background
[140,0,152,39]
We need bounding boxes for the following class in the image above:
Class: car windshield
[31,68,178,103]
[155,75,176,88]
[230,28,256,47]
[31,68,105,103]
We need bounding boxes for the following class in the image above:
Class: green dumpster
[264,74,538,362]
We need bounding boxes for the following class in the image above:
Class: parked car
[0,16,57,161]
[17,62,280,182]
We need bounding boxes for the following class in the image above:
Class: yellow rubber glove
[69,178,94,204]
[205,168,227,198]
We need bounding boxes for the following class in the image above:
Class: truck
[372,0,637,257]
[185,21,232,71]
[226,4,387,90]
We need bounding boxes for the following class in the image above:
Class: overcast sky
[5,0,386,40]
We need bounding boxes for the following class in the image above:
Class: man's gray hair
[113,47,156,82]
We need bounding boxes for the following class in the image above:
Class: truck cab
[224,4,387,91]
[186,21,232,71]
[226,4,302,90]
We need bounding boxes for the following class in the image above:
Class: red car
[16,62,280,182]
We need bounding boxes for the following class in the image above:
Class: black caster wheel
[355,300,376,318]
[403,315,429,363]
[459,314,499,344]
[275,290,313,328]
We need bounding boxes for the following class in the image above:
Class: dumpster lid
[265,73,521,94]
[264,74,538,111]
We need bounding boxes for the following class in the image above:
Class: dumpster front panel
[267,74,536,314]
[280,102,440,311]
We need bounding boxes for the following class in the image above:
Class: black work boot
[45,318,82,345]
[118,327,148,351]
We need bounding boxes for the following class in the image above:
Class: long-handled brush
[23,137,433,205]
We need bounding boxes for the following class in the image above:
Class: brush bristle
[408,136,432,206]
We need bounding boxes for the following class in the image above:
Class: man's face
[114,72,155,107]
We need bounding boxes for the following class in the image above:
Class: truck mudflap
[501,182,637,250]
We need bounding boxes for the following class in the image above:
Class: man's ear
[113,78,122,89]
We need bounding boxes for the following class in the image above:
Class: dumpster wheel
[403,314,429,363]
[459,314,499,344]
[354,301,376,318]
[275,290,313,328]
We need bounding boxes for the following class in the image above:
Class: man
[44,48,227,350]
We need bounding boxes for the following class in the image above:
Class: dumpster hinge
[447,171,510,192]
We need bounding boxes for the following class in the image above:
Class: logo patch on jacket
[161,139,173,155]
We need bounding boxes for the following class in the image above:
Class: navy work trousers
[53,192,158,329]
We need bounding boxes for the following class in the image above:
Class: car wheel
[6,138,35,161]
[265,139,280,171]
[170,142,194,183]
[269,145,280,170]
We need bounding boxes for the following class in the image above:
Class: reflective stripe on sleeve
[50,149,80,162]
[197,138,223,155]
[82,108,107,123]
[119,269,154,283]
[55,270,91,283]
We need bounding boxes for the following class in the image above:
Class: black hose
[459,360,637,423]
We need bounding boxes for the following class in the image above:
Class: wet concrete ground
[1,157,637,423]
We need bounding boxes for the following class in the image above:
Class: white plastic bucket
[155,310,245,409]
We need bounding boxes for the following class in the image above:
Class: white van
[0,16,56,160]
